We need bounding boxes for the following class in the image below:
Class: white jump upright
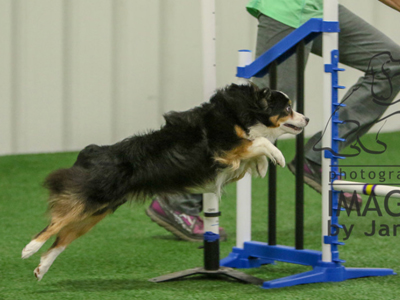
[200,0,220,232]
[203,193,220,234]
[321,0,339,263]
[201,0,217,102]
[236,50,253,249]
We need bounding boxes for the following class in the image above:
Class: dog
[22,83,309,281]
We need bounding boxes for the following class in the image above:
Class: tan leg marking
[22,194,88,259]
[34,210,110,281]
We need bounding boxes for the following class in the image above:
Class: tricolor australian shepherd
[22,83,308,280]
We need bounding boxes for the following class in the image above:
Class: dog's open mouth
[283,123,303,131]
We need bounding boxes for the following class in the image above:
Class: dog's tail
[44,167,87,198]
[22,168,87,257]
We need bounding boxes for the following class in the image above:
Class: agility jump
[221,0,396,289]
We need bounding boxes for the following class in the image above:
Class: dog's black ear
[262,87,271,100]
[258,87,272,109]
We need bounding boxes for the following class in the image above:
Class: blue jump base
[220,242,395,289]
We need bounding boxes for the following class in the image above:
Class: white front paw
[267,147,285,168]
[249,137,286,168]
[274,149,285,167]
[256,156,269,178]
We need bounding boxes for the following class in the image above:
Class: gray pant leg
[164,193,203,216]
[252,14,313,100]
[305,5,400,163]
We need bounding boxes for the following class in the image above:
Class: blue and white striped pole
[322,0,339,263]
[332,180,400,198]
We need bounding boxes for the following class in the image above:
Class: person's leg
[163,194,203,216]
[304,4,400,164]
[252,14,313,99]
[254,12,362,206]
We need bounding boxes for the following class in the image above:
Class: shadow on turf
[150,234,182,241]
[36,263,398,294]
[43,279,150,292]
[150,234,207,246]
[39,276,259,293]
[36,265,313,293]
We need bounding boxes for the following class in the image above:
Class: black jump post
[267,40,305,250]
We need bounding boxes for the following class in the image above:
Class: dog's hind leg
[22,217,71,259]
[22,194,87,259]
[33,210,110,281]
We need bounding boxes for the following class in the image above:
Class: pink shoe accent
[304,163,312,174]
[179,213,193,227]
[150,199,168,218]
[193,216,204,235]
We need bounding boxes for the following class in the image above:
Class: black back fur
[44,84,284,213]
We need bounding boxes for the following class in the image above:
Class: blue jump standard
[221,47,396,289]
[220,242,395,289]
[236,18,340,79]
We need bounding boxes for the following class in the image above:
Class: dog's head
[257,88,309,135]
[216,83,309,140]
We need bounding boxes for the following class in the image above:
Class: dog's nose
[305,117,310,124]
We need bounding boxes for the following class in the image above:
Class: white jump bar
[332,180,400,198]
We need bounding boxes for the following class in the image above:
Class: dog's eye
[286,105,291,112]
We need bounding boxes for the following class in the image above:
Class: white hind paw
[34,265,46,281]
[22,240,45,259]
[33,246,66,281]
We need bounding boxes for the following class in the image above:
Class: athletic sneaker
[146,197,228,242]
[288,157,362,209]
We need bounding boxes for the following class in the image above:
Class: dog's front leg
[248,156,269,178]
[255,156,269,178]
[248,137,285,168]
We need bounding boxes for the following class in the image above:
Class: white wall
[0,0,399,155]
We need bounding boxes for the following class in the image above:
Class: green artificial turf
[1,132,400,299]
